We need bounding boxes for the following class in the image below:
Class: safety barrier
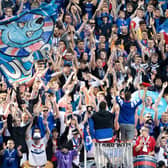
[94,142,133,168]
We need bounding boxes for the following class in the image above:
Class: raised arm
[139,102,145,125]
[0,0,3,16]
[25,118,33,140]
[43,120,50,140]
[17,0,24,15]
[153,82,167,108]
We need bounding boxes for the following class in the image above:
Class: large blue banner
[0,1,58,83]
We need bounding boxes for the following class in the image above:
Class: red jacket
[133,136,156,157]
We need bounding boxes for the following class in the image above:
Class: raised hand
[162,82,168,89]
[17,145,22,151]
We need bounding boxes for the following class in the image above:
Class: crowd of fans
[0,0,168,167]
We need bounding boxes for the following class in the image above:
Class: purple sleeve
[56,150,61,158]
[71,150,77,157]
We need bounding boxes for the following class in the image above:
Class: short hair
[139,20,146,25]
[52,128,59,133]
[125,91,131,101]
[99,101,107,111]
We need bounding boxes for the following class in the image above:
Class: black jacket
[46,126,69,161]
[7,114,29,153]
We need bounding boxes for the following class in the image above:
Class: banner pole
[84,146,87,168]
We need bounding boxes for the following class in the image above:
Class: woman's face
[71,118,76,126]
[127,4,133,13]
[52,131,59,139]
[165,44,168,52]
[147,5,153,12]
[82,52,88,61]
[100,51,106,60]
[1,82,7,91]
[96,59,103,68]
[146,96,153,106]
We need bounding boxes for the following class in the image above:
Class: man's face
[99,35,106,43]
[7,140,15,150]
[22,113,29,123]
[161,112,168,123]
[16,118,21,126]
[64,15,71,24]
[5,8,13,17]
[59,41,66,49]
[54,27,59,36]
[135,57,141,64]
[66,52,73,61]
[160,137,167,147]
[121,26,128,34]
[19,84,26,93]
[96,59,103,68]
[141,128,149,137]
[154,9,161,18]
[42,107,49,117]
[61,148,68,154]
[140,24,146,31]
[144,113,152,122]
[119,11,125,19]
[63,66,71,75]
[130,46,137,53]
[137,9,144,18]
[151,55,158,63]
[24,92,31,101]
[148,40,154,48]
[78,42,84,50]
[115,63,121,71]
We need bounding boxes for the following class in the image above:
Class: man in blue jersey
[0,139,22,168]
[116,87,147,142]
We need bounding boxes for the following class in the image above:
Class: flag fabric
[83,123,93,151]
[159,19,168,44]
[0,1,58,84]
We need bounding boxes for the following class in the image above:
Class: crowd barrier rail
[94,142,134,168]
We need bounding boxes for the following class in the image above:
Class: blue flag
[159,19,168,34]
[84,123,93,151]
[0,1,58,83]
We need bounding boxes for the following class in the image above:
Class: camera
[163,126,168,134]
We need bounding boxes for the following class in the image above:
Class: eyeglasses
[146,116,152,118]
[43,110,48,112]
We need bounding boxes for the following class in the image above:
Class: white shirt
[155,146,168,166]
[131,17,142,30]
[26,136,48,166]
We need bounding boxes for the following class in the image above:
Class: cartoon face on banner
[0,13,54,57]
[0,11,54,83]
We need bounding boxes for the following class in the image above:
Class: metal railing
[94,142,133,168]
